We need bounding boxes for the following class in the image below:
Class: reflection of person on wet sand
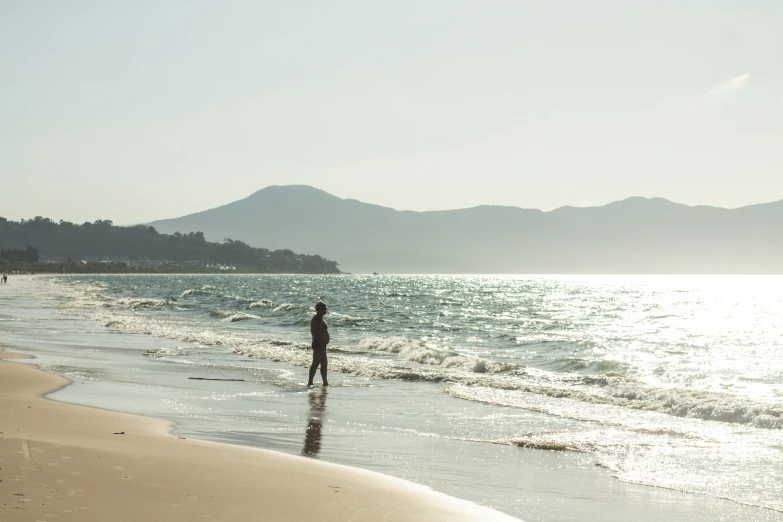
[301,387,328,457]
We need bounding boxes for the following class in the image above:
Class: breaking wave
[180,286,254,305]
[116,298,172,311]
[446,383,783,430]
[248,299,276,309]
[273,303,311,312]
[180,285,224,298]
[209,310,260,322]
[359,337,523,374]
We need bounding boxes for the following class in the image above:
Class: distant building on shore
[81,256,130,262]
[73,257,228,270]
[123,259,234,270]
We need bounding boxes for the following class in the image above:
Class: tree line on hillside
[0,246,39,263]
[0,217,341,274]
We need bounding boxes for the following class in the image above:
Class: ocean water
[2,274,782,521]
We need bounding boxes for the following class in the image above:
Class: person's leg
[320,352,328,385]
[308,348,320,386]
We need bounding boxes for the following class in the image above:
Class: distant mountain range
[148,185,783,274]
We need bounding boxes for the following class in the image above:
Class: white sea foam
[181,286,224,298]
[358,337,522,374]
[273,303,309,312]
[143,347,187,358]
[222,312,259,323]
[117,297,171,310]
[248,299,275,308]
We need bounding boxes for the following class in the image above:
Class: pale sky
[1,1,781,224]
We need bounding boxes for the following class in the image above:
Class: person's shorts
[312,341,326,351]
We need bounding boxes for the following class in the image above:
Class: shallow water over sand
[1,275,782,521]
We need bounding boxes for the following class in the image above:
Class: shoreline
[4,274,782,521]
[0,347,518,522]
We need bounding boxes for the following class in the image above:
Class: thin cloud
[706,73,750,101]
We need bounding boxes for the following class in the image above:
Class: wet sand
[0,348,518,522]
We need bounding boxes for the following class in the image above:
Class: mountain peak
[248,185,342,200]
[603,196,680,208]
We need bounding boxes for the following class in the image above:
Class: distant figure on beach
[308,301,330,386]
[2,273,6,283]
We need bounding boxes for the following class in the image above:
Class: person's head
[315,301,328,315]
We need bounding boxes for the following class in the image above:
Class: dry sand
[0,349,518,521]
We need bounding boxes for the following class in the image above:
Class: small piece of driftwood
[188,377,245,381]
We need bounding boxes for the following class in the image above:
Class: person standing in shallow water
[308,301,330,386]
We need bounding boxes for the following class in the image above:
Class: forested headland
[0,217,341,274]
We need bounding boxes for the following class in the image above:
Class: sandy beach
[0,348,518,522]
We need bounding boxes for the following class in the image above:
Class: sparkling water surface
[2,274,782,521]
